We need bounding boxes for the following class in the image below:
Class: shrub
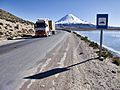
[112,57,120,66]
[0,32,3,35]
[28,29,34,33]
[102,51,113,58]
[14,25,19,29]
[10,29,13,31]
[80,36,90,43]
[89,42,99,49]
[0,22,3,26]
[96,49,113,59]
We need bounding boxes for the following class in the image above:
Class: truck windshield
[36,22,46,28]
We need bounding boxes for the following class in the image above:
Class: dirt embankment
[0,19,34,40]
[20,33,120,90]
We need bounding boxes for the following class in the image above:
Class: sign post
[96,14,108,60]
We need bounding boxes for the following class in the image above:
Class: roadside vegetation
[112,57,120,66]
[73,31,120,66]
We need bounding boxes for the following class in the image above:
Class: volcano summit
[56,14,89,24]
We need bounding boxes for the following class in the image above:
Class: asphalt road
[0,30,69,90]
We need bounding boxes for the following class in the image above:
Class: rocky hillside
[0,9,34,40]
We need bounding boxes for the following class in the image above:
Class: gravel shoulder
[20,32,120,90]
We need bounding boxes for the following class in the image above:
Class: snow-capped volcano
[56,14,89,24]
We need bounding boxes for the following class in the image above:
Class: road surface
[0,30,69,90]
[0,30,120,90]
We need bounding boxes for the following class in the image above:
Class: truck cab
[35,19,50,37]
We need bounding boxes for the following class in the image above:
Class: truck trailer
[48,20,56,35]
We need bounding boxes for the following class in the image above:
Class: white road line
[56,52,67,78]
[55,42,69,78]
[40,58,52,72]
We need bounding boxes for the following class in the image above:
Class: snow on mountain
[56,14,89,24]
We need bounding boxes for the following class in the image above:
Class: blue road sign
[97,14,108,29]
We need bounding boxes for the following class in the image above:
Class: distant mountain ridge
[0,9,33,24]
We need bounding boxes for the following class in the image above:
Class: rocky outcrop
[0,9,34,40]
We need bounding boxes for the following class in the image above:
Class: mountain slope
[56,14,89,24]
[0,9,34,40]
[0,9,33,24]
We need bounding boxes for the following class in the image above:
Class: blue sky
[0,0,120,26]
